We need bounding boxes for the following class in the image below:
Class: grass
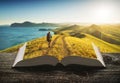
[1,34,120,61]
[54,24,120,45]
[24,34,98,60]
[83,34,120,53]
[1,24,120,61]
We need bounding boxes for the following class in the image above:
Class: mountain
[54,24,120,45]
[53,25,83,34]
[10,21,60,27]
[84,24,120,45]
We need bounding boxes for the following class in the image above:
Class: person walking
[46,32,52,48]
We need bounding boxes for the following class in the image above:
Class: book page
[24,34,97,61]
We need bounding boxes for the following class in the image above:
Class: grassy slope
[99,25,120,44]
[24,35,97,60]
[0,35,97,60]
[83,24,120,45]
[55,24,120,45]
[0,24,120,60]
[53,24,120,52]
[0,34,120,60]
[84,34,120,52]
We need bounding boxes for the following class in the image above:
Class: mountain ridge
[10,21,60,27]
[54,24,120,45]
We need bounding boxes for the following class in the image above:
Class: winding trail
[51,36,60,48]
[39,35,71,57]
[61,36,71,56]
[43,36,60,55]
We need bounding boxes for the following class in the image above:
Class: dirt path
[61,36,71,56]
[42,35,71,56]
[51,36,60,48]
[43,36,60,55]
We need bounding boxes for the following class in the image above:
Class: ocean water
[0,26,55,50]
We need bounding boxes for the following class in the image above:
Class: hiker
[46,32,52,48]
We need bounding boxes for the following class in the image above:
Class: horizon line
[1,21,120,25]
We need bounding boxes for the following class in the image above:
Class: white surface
[92,43,106,67]
[12,42,27,67]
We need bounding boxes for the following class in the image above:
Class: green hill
[1,24,120,60]
[1,34,119,60]
[54,24,120,45]
[99,25,120,44]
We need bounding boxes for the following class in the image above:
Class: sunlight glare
[93,4,113,23]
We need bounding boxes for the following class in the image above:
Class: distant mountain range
[10,21,60,27]
[54,24,120,45]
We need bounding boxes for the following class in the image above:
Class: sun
[96,7,111,19]
[93,5,113,23]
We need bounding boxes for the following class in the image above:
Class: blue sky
[0,0,120,25]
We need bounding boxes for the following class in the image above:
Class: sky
[0,0,120,25]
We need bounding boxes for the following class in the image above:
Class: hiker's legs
[48,41,51,48]
[48,42,50,47]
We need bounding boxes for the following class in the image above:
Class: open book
[12,42,106,67]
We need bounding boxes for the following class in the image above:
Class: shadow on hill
[13,63,104,73]
[69,32,86,38]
